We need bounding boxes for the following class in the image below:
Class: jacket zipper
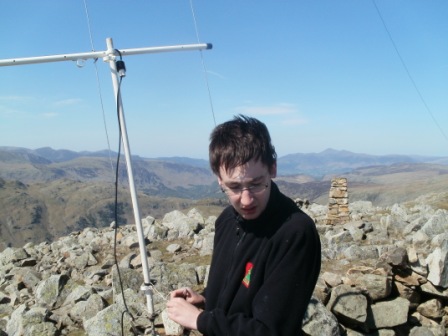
[222,225,246,294]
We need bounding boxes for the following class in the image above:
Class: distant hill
[0,146,216,198]
[1,146,448,201]
[1,146,448,248]
[3,146,447,177]
[277,148,448,177]
[154,156,210,169]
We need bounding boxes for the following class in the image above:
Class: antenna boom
[0,42,212,67]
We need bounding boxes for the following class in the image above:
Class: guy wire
[372,0,448,144]
[189,0,217,126]
[83,0,116,176]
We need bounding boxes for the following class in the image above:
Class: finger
[170,289,183,299]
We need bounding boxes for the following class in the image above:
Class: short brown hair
[209,115,277,176]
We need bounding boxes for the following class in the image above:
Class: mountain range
[1,146,448,249]
[278,148,448,176]
[2,146,447,177]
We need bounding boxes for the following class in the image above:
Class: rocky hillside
[0,176,226,251]
[1,191,447,335]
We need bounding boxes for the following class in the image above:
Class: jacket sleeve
[197,212,321,335]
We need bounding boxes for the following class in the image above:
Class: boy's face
[218,159,276,220]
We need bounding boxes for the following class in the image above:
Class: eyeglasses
[221,182,269,197]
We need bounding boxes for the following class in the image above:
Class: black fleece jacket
[196,182,321,335]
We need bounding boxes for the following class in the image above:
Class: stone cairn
[326,177,350,225]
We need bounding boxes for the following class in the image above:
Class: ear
[217,176,223,186]
[269,163,277,178]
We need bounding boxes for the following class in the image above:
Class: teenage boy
[167,115,321,335]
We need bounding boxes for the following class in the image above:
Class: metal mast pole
[0,37,212,332]
[104,37,156,321]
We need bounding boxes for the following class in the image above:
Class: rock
[409,327,434,336]
[195,265,209,285]
[327,230,352,245]
[421,209,448,238]
[35,274,67,308]
[166,263,199,289]
[149,249,163,262]
[350,201,375,214]
[0,247,29,266]
[162,308,183,335]
[25,321,58,336]
[345,273,391,301]
[63,285,92,306]
[83,304,133,336]
[198,232,215,256]
[412,230,431,249]
[345,328,397,335]
[21,269,42,289]
[410,311,441,329]
[142,215,155,227]
[326,285,368,326]
[129,254,152,270]
[408,249,429,277]
[66,252,91,270]
[1,200,448,335]
[101,256,115,269]
[426,247,448,288]
[119,252,137,269]
[346,226,365,242]
[383,247,408,268]
[420,281,448,299]
[322,271,343,288]
[111,266,144,295]
[366,297,410,329]
[166,244,181,253]
[391,203,409,221]
[6,304,56,336]
[394,268,425,286]
[305,203,328,221]
[416,298,444,319]
[313,277,331,304]
[394,281,421,309]
[414,310,448,336]
[120,232,143,249]
[343,245,379,261]
[302,297,340,336]
[6,304,27,335]
[70,293,106,323]
[187,208,204,225]
[162,210,201,239]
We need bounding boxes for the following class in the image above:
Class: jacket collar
[233,181,283,234]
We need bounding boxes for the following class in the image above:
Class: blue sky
[1,1,448,159]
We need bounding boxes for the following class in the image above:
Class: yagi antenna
[0,39,212,66]
[0,37,212,329]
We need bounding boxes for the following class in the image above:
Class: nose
[240,189,254,206]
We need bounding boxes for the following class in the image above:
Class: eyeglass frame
[220,180,269,197]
